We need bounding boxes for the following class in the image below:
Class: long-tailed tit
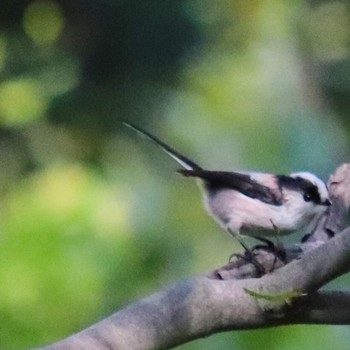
[124,122,331,243]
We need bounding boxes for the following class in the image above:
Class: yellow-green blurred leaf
[23,0,65,45]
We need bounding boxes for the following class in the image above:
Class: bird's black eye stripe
[277,175,322,204]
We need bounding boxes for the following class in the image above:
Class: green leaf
[244,287,307,305]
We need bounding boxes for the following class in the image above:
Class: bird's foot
[229,249,266,277]
[251,236,287,271]
[229,240,287,276]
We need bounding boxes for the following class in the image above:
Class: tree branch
[291,291,350,325]
[37,164,350,350]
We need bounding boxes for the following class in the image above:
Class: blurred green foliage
[0,0,350,349]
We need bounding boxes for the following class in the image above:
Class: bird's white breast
[204,189,318,237]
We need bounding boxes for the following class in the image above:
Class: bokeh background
[0,0,350,349]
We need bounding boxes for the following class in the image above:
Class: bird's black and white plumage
[124,122,331,238]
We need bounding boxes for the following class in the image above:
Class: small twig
[290,290,350,325]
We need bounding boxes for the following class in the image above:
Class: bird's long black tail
[123,121,202,171]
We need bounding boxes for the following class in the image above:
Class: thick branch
[38,226,350,350]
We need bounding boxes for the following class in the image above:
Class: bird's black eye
[303,193,312,202]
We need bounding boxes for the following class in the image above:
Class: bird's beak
[322,199,331,206]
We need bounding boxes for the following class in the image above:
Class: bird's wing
[123,121,202,170]
[179,169,283,205]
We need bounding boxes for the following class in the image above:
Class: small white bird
[124,122,331,244]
